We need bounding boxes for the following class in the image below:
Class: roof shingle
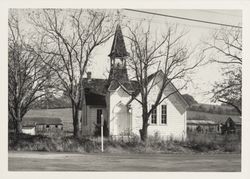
[108,24,129,58]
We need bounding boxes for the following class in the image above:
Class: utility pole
[101,114,104,152]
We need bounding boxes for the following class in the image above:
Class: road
[8,152,241,171]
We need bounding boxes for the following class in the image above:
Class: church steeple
[109,24,129,70]
[108,24,129,59]
[108,24,133,92]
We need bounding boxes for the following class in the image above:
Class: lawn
[8,151,241,171]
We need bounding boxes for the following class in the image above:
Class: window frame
[151,105,157,124]
[161,104,167,125]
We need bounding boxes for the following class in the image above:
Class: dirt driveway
[8,152,241,171]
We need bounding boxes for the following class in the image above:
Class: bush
[93,121,109,137]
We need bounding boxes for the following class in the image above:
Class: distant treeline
[32,95,72,109]
[187,104,240,116]
[32,94,240,116]
[182,94,240,116]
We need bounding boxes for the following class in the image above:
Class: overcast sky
[14,9,242,104]
[86,9,242,104]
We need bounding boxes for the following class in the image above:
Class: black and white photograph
[2,0,249,175]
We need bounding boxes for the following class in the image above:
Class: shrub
[93,121,109,137]
[186,132,241,152]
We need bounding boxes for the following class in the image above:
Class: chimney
[87,72,92,82]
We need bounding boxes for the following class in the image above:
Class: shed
[221,117,241,134]
[22,117,63,135]
[187,119,219,133]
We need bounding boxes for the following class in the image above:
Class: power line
[122,14,227,31]
[121,13,241,32]
[123,9,242,29]
[195,10,241,17]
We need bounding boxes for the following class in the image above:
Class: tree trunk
[81,89,87,135]
[139,122,148,142]
[72,105,80,138]
[15,119,22,134]
[139,107,149,142]
[15,108,23,135]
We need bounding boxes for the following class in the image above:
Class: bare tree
[203,27,242,114]
[124,22,202,141]
[8,11,51,134]
[212,67,241,114]
[204,27,242,65]
[29,9,116,137]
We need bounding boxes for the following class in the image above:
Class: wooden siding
[22,127,36,135]
[82,106,107,136]
[109,87,131,135]
[130,77,187,140]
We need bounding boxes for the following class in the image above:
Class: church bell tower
[108,24,132,91]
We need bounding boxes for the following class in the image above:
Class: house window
[97,109,103,125]
[46,125,49,128]
[151,105,157,124]
[161,105,167,124]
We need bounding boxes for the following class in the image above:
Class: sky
[14,9,242,104]
[86,9,242,104]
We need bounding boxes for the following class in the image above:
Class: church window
[151,105,157,124]
[161,105,167,124]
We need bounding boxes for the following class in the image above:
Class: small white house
[22,126,36,135]
[81,24,189,140]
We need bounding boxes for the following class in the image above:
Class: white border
[1,0,249,179]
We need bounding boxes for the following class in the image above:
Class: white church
[81,24,189,140]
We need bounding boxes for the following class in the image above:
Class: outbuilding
[22,117,63,135]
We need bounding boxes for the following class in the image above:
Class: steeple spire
[108,24,133,92]
[108,24,129,59]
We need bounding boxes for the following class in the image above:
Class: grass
[186,132,241,152]
[8,132,241,154]
[9,152,241,171]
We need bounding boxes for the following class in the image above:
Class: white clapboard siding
[130,76,187,140]
[82,106,107,136]
[109,87,131,135]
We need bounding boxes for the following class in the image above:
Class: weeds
[8,132,241,153]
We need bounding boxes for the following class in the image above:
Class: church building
[81,24,189,140]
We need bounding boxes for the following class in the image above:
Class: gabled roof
[186,111,241,125]
[108,80,134,92]
[127,70,189,114]
[22,117,62,126]
[85,91,106,106]
[81,78,108,107]
[127,72,158,98]
[82,78,109,95]
[215,116,241,124]
[81,71,189,114]
[108,24,129,58]
[187,120,217,125]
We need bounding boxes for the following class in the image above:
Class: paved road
[8,152,241,171]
